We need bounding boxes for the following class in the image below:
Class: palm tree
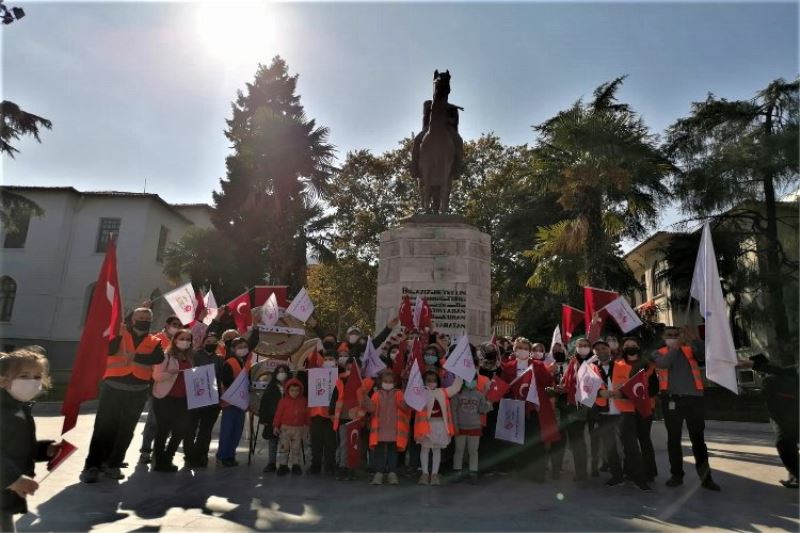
[528,77,673,291]
[665,78,799,365]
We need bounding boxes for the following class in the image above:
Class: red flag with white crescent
[618,369,652,418]
[226,291,252,333]
[345,418,364,469]
[485,375,510,403]
[398,295,414,331]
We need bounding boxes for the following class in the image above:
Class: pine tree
[211,57,334,294]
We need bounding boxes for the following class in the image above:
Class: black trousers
[774,422,799,478]
[520,413,546,481]
[1,512,15,533]
[184,405,220,462]
[617,413,645,483]
[596,414,621,476]
[152,396,190,465]
[310,416,337,473]
[586,412,602,470]
[84,382,149,469]
[637,415,658,479]
[663,395,711,481]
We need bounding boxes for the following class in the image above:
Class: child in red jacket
[273,378,310,476]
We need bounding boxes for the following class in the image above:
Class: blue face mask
[424,354,438,365]
[464,380,476,390]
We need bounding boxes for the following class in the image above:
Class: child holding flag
[363,369,410,485]
[415,370,463,486]
[451,376,492,483]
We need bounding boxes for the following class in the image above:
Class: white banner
[261,292,280,328]
[443,334,476,382]
[184,364,219,410]
[576,357,604,407]
[362,337,387,379]
[495,398,525,444]
[163,282,197,326]
[220,364,250,410]
[202,289,218,325]
[285,287,314,322]
[307,367,337,408]
[603,297,643,334]
[403,359,427,412]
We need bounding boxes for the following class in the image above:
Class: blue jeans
[216,406,245,460]
[371,442,398,473]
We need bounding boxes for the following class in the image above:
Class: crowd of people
[2,304,798,532]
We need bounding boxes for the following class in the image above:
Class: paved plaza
[14,403,800,532]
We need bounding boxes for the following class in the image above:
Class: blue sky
[3,1,798,229]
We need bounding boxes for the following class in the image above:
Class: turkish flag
[254,286,288,308]
[419,298,432,329]
[411,337,425,370]
[584,287,619,332]
[619,370,653,418]
[193,290,206,324]
[398,295,414,331]
[46,439,78,473]
[510,368,533,401]
[485,375,510,403]
[345,418,364,469]
[561,305,585,343]
[343,359,363,411]
[61,239,122,434]
[226,291,252,333]
[392,340,408,380]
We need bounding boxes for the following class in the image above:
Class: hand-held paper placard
[184,364,220,410]
[443,334,476,382]
[495,399,525,444]
[220,364,250,411]
[308,367,337,408]
[285,287,314,323]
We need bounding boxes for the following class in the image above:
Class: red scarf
[562,358,580,406]
[532,361,560,444]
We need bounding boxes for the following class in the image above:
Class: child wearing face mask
[308,351,338,475]
[330,357,374,481]
[151,329,195,472]
[415,371,463,486]
[259,364,289,473]
[216,337,253,467]
[273,378,309,475]
[451,376,492,483]
[183,330,224,468]
[1,350,62,532]
[363,370,410,485]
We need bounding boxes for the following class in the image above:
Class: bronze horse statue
[412,70,464,214]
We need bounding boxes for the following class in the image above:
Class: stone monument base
[375,215,491,344]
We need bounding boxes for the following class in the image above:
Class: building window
[156,226,169,263]
[0,276,17,322]
[652,260,667,297]
[3,211,31,249]
[639,274,647,304]
[95,218,121,253]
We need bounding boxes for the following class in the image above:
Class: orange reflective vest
[476,374,490,426]
[413,388,456,442]
[610,360,635,413]
[103,330,162,382]
[591,364,609,408]
[368,390,410,451]
[332,377,374,431]
[655,345,704,392]
[153,331,171,350]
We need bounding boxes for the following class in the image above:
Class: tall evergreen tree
[211,57,335,294]
[665,78,799,365]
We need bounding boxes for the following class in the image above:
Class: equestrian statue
[411,70,464,214]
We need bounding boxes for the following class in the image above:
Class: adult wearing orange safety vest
[80,308,165,484]
[216,336,255,467]
[654,326,720,491]
[620,337,660,483]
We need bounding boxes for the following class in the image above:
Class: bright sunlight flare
[194,2,279,64]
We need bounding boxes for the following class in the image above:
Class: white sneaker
[370,472,384,485]
[387,472,400,485]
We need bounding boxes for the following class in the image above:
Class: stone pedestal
[375,215,491,344]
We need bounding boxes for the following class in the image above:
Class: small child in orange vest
[363,369,410,485]
[415,370,463,486]
[273,378,309,476]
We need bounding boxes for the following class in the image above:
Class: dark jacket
[1,389,53,514]
[258,379,283,438]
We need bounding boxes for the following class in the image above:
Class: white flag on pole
[261,292,280,328]
[525,367,540,408]
[202,289,219,325]
[412,295,423,329]
[403,359,427,412]
[443,334,477,382]
[220,365,250,410]
[575,357,604,407]
[603,297,644,334]
[307,367,338,408]
[184,364,219,410]
[164,282,197,326]
[690,222,739,394]
[495,399,525,444]
[362,337,387,378]
[286,287,314,322]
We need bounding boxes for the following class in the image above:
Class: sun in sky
[194,1,280,66]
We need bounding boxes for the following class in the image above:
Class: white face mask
[276,372,288,382]
[235,348,249,358]
[576,346,591,357]
[665,338,680,349]
[338,356,349,367]
[515,350,530,361]
[322,360,337,369]
[381,382,394,391]
[532,350,545,360]
[9,378,42,402]
[176,340,191,351]
[348,334,359,344]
